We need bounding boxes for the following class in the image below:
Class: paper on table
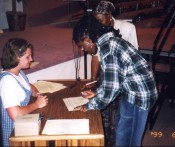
[63,96,89,111]
[30,61,40,68]
[42,119,89,135]
[33,81,67,93]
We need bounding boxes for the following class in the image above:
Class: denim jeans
[115,98,148,146]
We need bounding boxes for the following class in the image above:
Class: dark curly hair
[72,14,121,44]
[1,38,33,70]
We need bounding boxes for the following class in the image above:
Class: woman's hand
[81,90,96,99]
[35,94,48,108]
[30,84,40,97]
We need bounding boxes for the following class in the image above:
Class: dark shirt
[85,32,158,110]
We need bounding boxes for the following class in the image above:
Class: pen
[86,81,97,86]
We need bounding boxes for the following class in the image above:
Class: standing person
[0,38,48,147]
[83,1,139,146]
[73,14,157,146]
[91,0,138,82]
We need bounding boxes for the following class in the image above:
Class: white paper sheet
[33,81,67,93]
[42,119,89,135]
[63,96,89,111]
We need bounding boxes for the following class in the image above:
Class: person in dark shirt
[72,14,158,146]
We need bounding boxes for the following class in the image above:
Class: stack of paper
[42,119,89,135]
[33,81,67,93]
[63,96,89,111]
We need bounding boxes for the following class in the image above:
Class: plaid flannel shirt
[85,32,158,110]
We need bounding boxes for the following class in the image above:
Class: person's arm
[85,55,122,110]
[6,94,48,121]
[81,55,100,91]
[91,55,100,81]
[30,83,40,97]
[130,24,139,50]
[1,76,48,120]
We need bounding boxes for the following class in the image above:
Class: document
[63,96,89,111]
[30,61,40,68]
[33,80,67,93]
[42,119,89,135]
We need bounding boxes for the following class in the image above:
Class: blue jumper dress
[0,71,32,147]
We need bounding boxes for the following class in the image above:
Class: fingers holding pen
[81,90,96,99]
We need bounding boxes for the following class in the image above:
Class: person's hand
[35,94,48,108]
[81,90,96,99]
[74,105,87,112]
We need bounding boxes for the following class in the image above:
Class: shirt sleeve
[129,25,139,50]
[85,54,123,110]
[0,75,23,108]
[113,19,139,50]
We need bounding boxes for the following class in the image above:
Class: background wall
[24,0,101,26]
[0,0,23,29]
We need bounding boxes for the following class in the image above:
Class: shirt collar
[97,32,115,46]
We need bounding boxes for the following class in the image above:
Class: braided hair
[72,14,121,44]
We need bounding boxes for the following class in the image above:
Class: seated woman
[0,38,48,147]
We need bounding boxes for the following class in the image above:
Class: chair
[148,2,175,130]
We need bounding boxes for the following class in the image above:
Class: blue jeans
[115,98,148,146]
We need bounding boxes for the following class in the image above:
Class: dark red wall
[23,0,82,26]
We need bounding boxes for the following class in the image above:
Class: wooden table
[9,80,104,147]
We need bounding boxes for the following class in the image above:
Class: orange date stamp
[151,131,175,138]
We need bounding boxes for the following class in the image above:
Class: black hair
[72,14,121,44]
[93,0,116,15]
[1,38,33,70]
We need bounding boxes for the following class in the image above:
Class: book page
[33,81,67,93]
[42,119,89,135]
[63,96,89,111]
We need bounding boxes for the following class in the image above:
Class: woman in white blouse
[0,38,48,146]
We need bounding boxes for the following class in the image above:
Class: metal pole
[84,52,87,79]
